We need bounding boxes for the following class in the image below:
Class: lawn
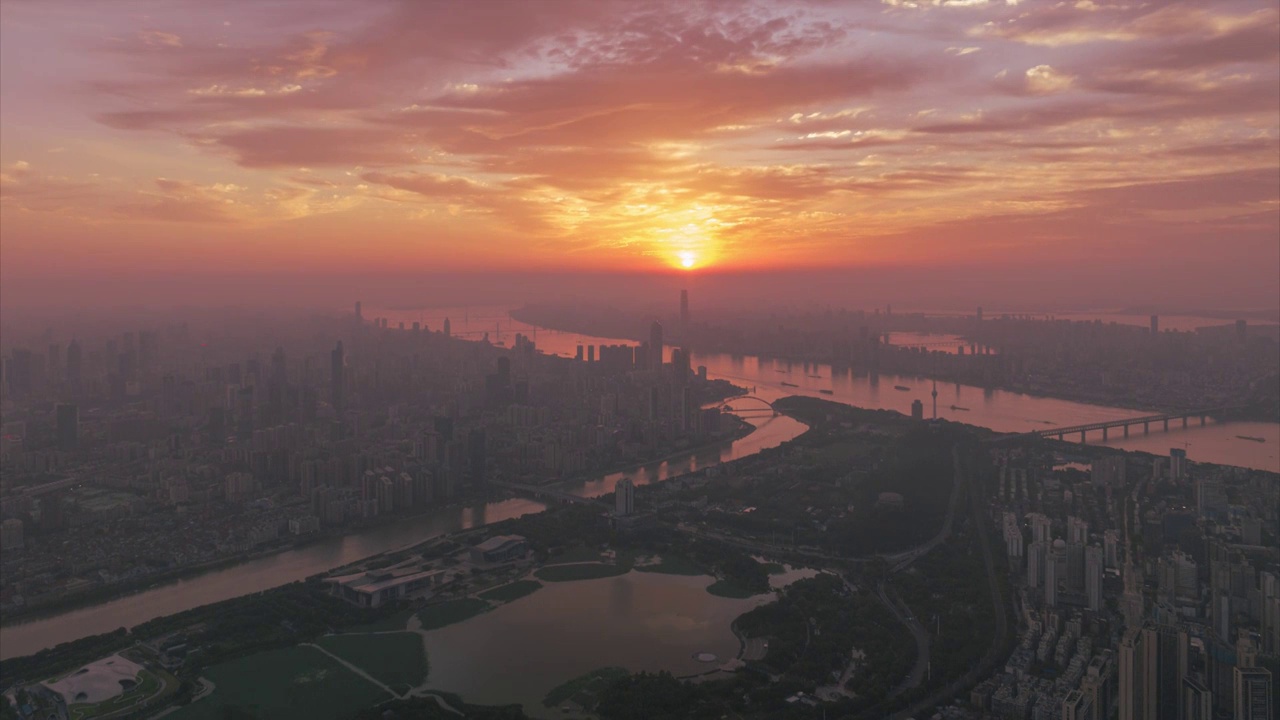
[543,666,630,708]
[634,555,706,576]
[478,579,544,603]
[549,545,607,563]
[316,632,427,689]
[168,646,389,720]
[347,608,414,633]
[707,579,764,598]
[416,598,491,630]
[535,563,630,582]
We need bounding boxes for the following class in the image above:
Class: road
[887,448,1010,720]
[878,582,930,698]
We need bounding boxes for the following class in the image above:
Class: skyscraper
[1046,539,1066,607]
[1233,666,1272,720]
[680,289,689,325]
[330,341,345,412]
[615,478,635,517]
[1086,545,1104,612]
[1171,448,1187,482]
[56,403,78,451]
[1119,628,1144,720]
[354,301,363,324]
[1150,315,1159,335]
[1027,540,1045,589]
[6,348,32,399]
[65,339,82,392]
[1142,623,1186,720]
[443,317,452,337]
[911,399,924,420]
[649,320,663,369]
[1181,676,1212,720]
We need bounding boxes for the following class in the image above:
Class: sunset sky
[1,0,1277,307]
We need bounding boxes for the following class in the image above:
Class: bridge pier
[1123,425,1129,438]
[1182,417,1188,428]
[1144,422,1149,435]
[1057,433,1064,441]
[1163,419,1169,431]
[1102,427,1109,441]
[1080,430,1087,444]
[1199,415,1206,426]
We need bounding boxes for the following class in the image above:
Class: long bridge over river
[489,480,604,506]
[991,406,1241,444]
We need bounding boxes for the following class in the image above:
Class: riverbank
[0,415,756,629]
[509,307,1277,421]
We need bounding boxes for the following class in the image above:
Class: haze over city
[0,2,1277,720]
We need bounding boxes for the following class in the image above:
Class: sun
[679,251,696,269]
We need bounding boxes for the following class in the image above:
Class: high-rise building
[1068,516,1089,544]
[56,403,78,451]
[354,301,362,324]
[1086,545,1104,612]
[1196,477,1225,519]
[0,518,24,551]
[680,289,689,325]
[1142,623,1186,720]
[443,317,451,337]
[1119,628,1145,720]
[1027,540,1045,589]
[1170,448,1187,482]
[911,399,924,420]
[65,339,82,392]
[1232,666,1272,720]
[976,306,983,323]
[1063,690,1094,720]
[330,341,345,412]
[615,478,635,517]
[1046,539,1066,607]
[649,320,663,369]
[1150,315,1160,335]
[468,428,487,488]
[1031,513,1053,544]
[6,348,32,399]
[1181,676,1212,720]
[1094,455,1127,489]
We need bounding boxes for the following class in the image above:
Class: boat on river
[894,385,911,391]
[819,389,834,395]
[1236,435,1266,443]
[781,382,799,388]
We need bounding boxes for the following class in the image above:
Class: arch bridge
[720,395,778,416]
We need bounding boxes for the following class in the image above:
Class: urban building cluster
[515,305,1280,417]
[976,444,1277,719]
[0,305,739,616]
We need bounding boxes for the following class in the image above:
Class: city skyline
[1,0,1278,310]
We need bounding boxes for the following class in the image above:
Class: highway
[879,582,930,698]
[888,449,1011,720]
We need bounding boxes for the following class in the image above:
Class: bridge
[719,395,778,416]
[991,406,1240,444]
[489,480,605,506]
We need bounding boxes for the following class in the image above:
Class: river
[2,306,1274,660]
